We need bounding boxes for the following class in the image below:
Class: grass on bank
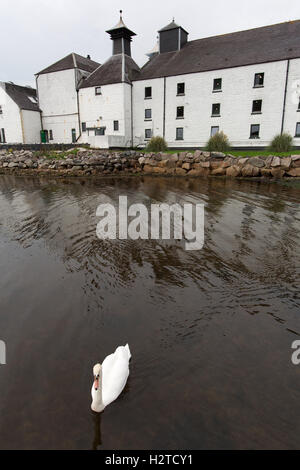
[33,148,80,160]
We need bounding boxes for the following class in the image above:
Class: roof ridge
[72,52,77,68]
[137,19,300,81]
[188,19,300,45]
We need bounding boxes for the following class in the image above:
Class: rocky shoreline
[0,148,299,179]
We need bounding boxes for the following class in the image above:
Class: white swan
[91,344,131,413]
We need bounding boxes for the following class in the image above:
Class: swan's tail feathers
[125,344,132,360]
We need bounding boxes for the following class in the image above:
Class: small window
[82,122,87,132]
[212,103,221,116]
[211,126,219,137]
[0,106,3,114]
[145,109,152,120]
[254,73,264,88]
[176,127,184,140]
[250,124,260,139]
[49,130,53,141]
[113,120,119,131]
[295,122,300,137]
[252,99,262,114]
[0,128,6,143]
[28,96,38,104]
[298,98,300,111]
[213,78,222,91]
[145,129,152,139]
[145,87,152,99]
[95,127,105,136]
[177,83,185,95]
[176,106,184,119]
[95,87,102,95]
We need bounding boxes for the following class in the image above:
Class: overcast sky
[1,0,299,87]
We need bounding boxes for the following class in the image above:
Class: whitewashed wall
[0,83,23,143]
[22,110,41,144]
[132,78,164,147]
[37,69,79,143]
[283,58,300,144]
[132,61,291,148]
[78,82,132,147]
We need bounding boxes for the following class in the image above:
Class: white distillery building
[35,53,100,144]
[0,82,41,144]
[2,14,300,148]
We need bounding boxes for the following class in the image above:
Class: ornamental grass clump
[269,133,293,153]
[206,131,231,152]
[146,136,168,152]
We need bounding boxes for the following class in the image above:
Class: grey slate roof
[79,54,140,88]
[159,20,181,32]
[5,83,40,112]
[138,20,300,81]
[37,53,100,75]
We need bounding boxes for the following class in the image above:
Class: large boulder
[237,158,248,166]
[271,168,285,178]
[261,168,273,177]
[211,167,226,176]
[265,156,274,168]
[175,168,187,176]
[182,162,191,171]
[271,156,281,167]
[287,168,300,177]
[241,164,260,177]
[280,157,291,169]
[211,152,225,159]
[188,168,209,177]
[291,155,300,168]
[248,157,265,168]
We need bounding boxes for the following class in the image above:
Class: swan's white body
[91,344,131,413]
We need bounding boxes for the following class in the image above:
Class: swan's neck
[92,367,105,412]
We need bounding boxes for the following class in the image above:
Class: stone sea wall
[0,148,299,178]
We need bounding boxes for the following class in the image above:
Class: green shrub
[206,131,231,152]
[146,136,168,152]
[269,133,293,152]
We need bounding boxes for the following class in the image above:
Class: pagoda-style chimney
[106,11,136,57]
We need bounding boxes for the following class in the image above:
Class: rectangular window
[211,126,219,137]
[213,78,222,91]
[113,121,119,131]
[95,127,105,136]
[176,127,184,140]
[298,98,300,111]
[177,83,185,95]
[212,103,221,116]
[176,106,184,119]
[145,129,152,139]
[296,122,300,137]
[49,130,53,141]
[252,99,262,114]
[145,109,152,120]
[254,73,264,87]
[250,124,260,139]
[95,87,102,95]
[0,128,6,143]
[145,87,152,99]
[0,105,3,114]
[82,122,87,132]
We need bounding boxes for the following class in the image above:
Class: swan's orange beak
[94,376,99,391]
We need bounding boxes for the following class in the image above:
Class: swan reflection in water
[92,412,102,450]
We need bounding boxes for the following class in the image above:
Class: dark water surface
[0,174,299,450]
